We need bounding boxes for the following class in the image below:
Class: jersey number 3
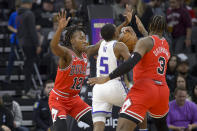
[157,56,166,75]
[71,77,84,90]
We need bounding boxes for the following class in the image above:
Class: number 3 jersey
[52,52,88,97]
[96,40,120,80]
[133,35,170,83]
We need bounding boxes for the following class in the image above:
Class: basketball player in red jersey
[49,10,132,131]
[88,15,170,131]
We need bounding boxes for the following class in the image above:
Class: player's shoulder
[137,36,154,46]
[114,41,128,49]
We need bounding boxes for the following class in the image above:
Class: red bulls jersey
[52,52,88,97]
[133,35,170,83]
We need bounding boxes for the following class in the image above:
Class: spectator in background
[166,0,192,54]
[0,96,14,131]
[180,0,197,26]
[167,87,197,131]
[2,94,29,131]
[192,83,197,104]
[65,0,77,17]
[166,55,180,101]
[148,0,165,16]
[33,0,54,28]
[16,0,42,95]
[64,0,83,26]
[176,75,187,89]
[175,75,192,99]
[33,80,53,131]
[166,55,180,85]
[128,0,153,38]
[42,14,59,79]
[112,0,129,25]
[176,53,197,97]
[4,0,21,84]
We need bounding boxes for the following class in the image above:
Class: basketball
[118,31,138,52]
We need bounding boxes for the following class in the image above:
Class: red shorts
[120,79,169,123]
[48,90,91,123]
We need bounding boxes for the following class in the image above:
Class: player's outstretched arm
[88,37,153,85]
[135,15,148,37]
[114,42,131,61]
[85,40,103,58]
[50,10,71,58]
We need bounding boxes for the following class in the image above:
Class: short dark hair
[101,24,116,41]
[174,86,187,95]
[149,15,166,34]
[2,94,13,108]
[63,26,84,48]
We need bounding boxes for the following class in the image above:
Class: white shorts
[92,79,128,120]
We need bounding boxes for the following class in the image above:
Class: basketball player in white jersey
[92,23,131,131]
[92,10,151,130]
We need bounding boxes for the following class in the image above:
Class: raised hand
[87,76,110,86]
[124,4,133,24]
[135,15,148,36]
[57,10,71,31]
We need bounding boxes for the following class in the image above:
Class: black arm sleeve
[109,52,142,80]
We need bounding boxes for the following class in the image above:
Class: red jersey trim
[75,107,92,121]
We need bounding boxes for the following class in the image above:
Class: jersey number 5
[71,77,84,90]
[157,56,166,75]
[100,57,109,74]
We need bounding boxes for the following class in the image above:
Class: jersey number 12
[70,77,84,90]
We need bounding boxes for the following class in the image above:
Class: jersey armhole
[113,42,118,48]
[58,55,74,71]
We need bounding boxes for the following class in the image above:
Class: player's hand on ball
[87,76,110,85]
[57,10,71,31]
[121,26,135,34]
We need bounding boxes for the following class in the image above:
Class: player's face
[71,31,87,52]
[176,76,186,88]
[175,90,187,106]
[44,82,54,96]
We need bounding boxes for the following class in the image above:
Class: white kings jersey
[96,40,120,80]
